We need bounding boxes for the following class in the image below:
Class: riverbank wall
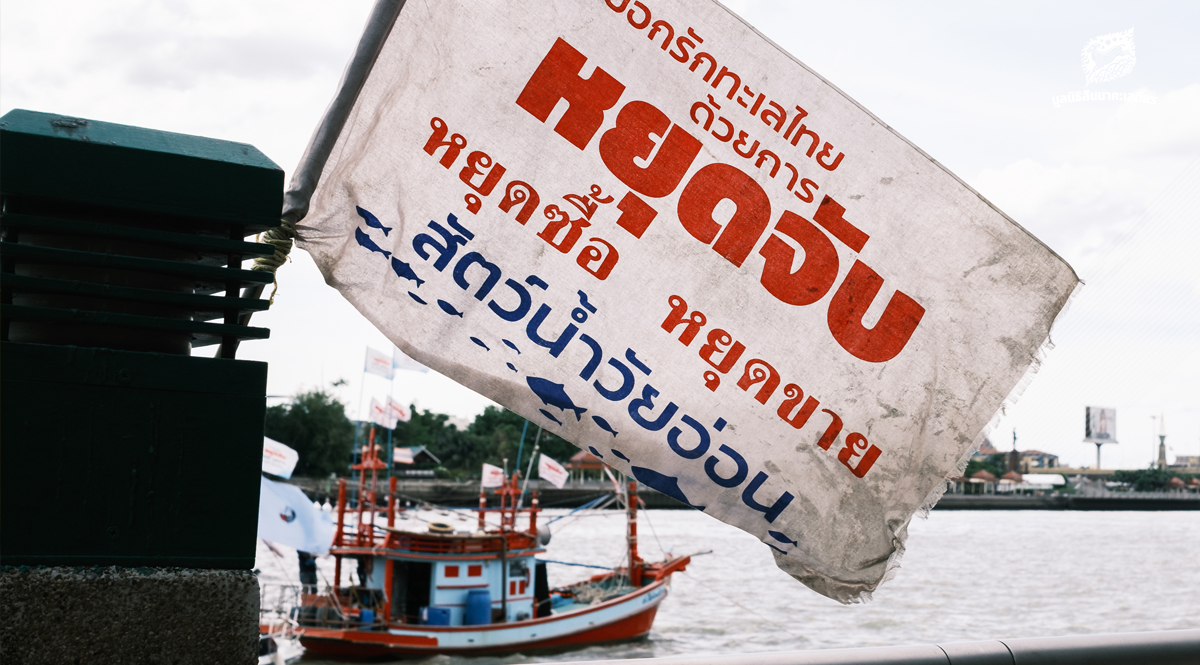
[287,478,1200,511]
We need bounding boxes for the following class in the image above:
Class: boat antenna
[518,442,540,509]
[514,418,530,470]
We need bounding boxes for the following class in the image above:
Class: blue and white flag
[257,476,334,555]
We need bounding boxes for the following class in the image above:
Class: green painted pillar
[0,109,283,664]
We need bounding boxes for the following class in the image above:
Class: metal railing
[539,629,1200,665]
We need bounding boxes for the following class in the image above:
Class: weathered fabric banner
[295,0,1078,600]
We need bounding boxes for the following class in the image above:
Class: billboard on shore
[1084,406,1117,443]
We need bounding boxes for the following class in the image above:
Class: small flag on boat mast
[538,454,570,489]
[480,463,506,489]
[368,397,393,429]
[364,346,394,380]
[386,395,411,424]
[262,437,299,479]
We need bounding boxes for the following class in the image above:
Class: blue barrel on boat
[359,609,375,626]
[464,589,492,625]
[420,606,451,626]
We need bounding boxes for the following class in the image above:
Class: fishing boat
[293,439,692,658]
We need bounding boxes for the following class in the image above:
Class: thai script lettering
[662,294,882,479]
[516,38,925,363]
[360,210,798,524]
[424,117,621,281]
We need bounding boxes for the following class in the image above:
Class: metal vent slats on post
[0,109,281,357]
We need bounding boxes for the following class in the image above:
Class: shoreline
[288,478,1200,511]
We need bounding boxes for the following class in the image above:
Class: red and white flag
[537,453,570,489]
[481,462,506,488]
[364,346,394,380]
[290,0,1078,601]
[367,397,393,429]
[262,436,299,480]
[386,395,411,424]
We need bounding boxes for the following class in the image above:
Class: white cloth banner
[481,463,506,488]
[364,345,394,380]
[394,447,415,465]
[386,395,412,424]
[367,397,394,429]
[538,453,570,489]
[257,476,334,555]
[262,436,299,479]
[295,0,1078,601]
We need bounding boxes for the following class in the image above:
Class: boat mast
[627,479,642,586]
[334,479,347,586]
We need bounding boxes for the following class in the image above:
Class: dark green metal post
[0,109,283,664]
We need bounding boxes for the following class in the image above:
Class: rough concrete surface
[0,566,259,665]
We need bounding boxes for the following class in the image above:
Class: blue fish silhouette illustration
[631,466,704,510]
[588,446,603,458]
[356,206,392,236]
[437,300,464,317]
[506,362,518,372]
[470,337,489,351]
[354,227,391,259]
[592,415,619,437]
[390,258,424,287]
[526,376,586,421]
[408,292,427,305]
[502,339,521,354]
[766,544,788,555]
[768,530,798,547]
[539,409,563,426]
[610,448,629,461]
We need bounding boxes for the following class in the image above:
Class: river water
[255,508,1199,663]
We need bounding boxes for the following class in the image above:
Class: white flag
[364,346,394,380]
[262,437,299,479]
[538,453,570,489]
[292,0,1078,601]
[393,346,430,373]
[386,395,411,424]
[368,397,394,429]
[257,476,334,555]
[481,463,506,488]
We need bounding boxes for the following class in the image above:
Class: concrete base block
[0,566,259,665]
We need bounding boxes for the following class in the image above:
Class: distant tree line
[265,387,580,478]
[963,453,1008,478]
[1110,468,1196,492]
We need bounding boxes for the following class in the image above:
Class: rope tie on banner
[252,218,298,303]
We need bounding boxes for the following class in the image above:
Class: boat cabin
[350,526,547,626]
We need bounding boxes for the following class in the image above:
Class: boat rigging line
[536,559,615,571]
[545,493,616,525]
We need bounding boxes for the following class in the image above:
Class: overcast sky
[3,0,1197,469]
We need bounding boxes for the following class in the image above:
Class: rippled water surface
[256,509,1199,663]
